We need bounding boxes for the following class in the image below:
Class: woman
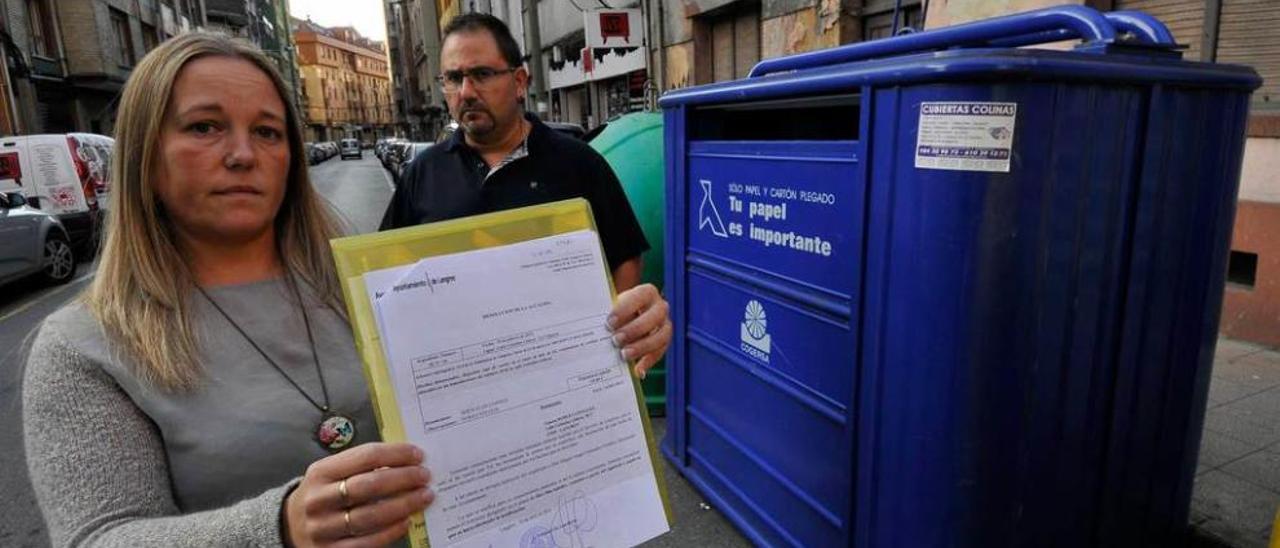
[23,33,671,547]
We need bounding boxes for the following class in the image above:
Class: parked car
[394,142,434,180]
[0,133,112,260]
[384,141,415,177]
[374,138,398,162]
[300,143,318,165]
[340,138,362,160]
[378,138,405,167]
[0,191,76,286]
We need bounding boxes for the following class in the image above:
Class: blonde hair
[86,32,346,391]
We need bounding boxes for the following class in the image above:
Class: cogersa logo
[740,300,770,363]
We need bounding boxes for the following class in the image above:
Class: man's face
[440,30,528,141]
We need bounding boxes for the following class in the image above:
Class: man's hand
[607,283,671,378]
[611,257,643,293]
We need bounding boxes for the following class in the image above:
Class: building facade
[383,0,446,141]
[293,18,394,143]
[204,0,301,113]
[442,0,917,129]
[384,0,408,137]
[0,0,205,137]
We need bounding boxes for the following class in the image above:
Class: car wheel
[42,234,76,284]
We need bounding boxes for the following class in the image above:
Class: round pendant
[317,413,356,452]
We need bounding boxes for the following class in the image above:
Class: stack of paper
[332,200,670,548]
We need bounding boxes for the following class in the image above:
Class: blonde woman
[23,33,671,547]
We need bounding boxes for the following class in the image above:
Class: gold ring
[344,509,355,537]
[338,478,351,508]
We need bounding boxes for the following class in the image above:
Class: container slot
[691,93,860,141]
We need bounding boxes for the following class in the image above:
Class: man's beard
[457,102,495,137]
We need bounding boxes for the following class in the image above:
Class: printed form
[365,230,669,548]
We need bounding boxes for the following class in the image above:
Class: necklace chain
[195,277,332,414]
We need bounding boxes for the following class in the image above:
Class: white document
[365,230,669,548]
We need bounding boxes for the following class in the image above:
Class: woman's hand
[608,284,672,379]
[284,442,433,547]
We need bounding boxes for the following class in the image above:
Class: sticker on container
[915,102,1017,173]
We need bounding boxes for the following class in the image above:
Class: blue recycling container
[659,6,1260,547]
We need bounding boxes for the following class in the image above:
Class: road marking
[0,272,94,326]
[380,168,396,193]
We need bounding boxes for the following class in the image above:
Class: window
[27,0,58,58]
[1227,250,1259,288]
[141,23,159,53]
[110,9,136,67]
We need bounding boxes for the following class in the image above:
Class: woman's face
[153,56,290,248]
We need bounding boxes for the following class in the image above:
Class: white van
[0,133,113,259]
[340,138,362,160]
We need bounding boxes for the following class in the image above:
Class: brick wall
[56,0,105,75]
[1221,200,1280,347]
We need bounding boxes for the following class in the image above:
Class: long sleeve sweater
[22,279,378,547]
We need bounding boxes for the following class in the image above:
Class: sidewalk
[1193,338,1280,547]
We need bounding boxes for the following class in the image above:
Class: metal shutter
[1217,0,1280,107]
[733,9,760,80]
[712,17,734,83]
[1114,0,1205,60]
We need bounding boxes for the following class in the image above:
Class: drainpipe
[522,0,548,116]
[655,0,665,91]
[0,40,22,135]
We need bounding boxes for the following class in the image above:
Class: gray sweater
[23,278,379,547]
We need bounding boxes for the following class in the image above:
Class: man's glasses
[436,67,518,92]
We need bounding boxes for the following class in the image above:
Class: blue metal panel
[661,6,1261,547]
[663,106,689,467]
[1096,86,1253,545]
[990,12,1178,50]
[661,50,1258,109]
[686,266,853,410]
[857,81,1148,547]
[686,141,860,298]
[1103,11,1178,45]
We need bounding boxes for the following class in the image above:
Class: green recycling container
[590,112,666,415]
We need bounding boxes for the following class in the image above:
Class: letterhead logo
[740,299,770,363]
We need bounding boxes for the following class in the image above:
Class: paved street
[309,153,397,235]
[1193,341,1280,548]
[0,154,1274,547]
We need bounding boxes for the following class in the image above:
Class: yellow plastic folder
[329,198,671,547]
[1271,507,1279,548]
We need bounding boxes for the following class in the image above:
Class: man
[380,13,648,290]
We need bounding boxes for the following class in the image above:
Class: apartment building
[294,18,395,142]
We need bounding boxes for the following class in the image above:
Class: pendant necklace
[196,278,356,452]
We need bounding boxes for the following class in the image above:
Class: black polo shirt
[379,114,649,271]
